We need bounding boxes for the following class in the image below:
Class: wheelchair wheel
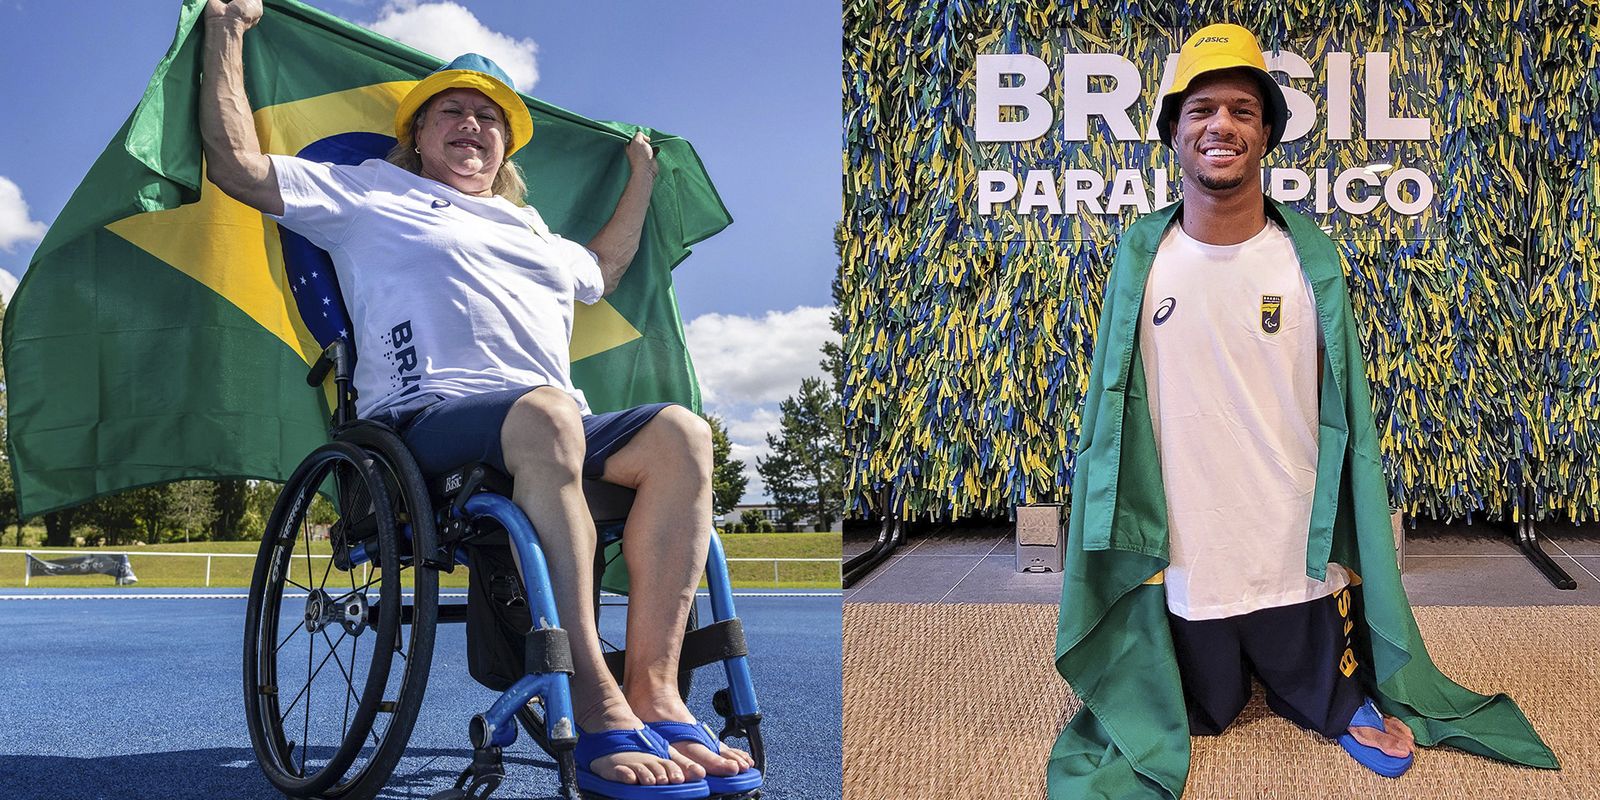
[244,435,439,800]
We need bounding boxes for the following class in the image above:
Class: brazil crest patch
[1261,295,1282,335]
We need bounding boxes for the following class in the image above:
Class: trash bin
[1015,503,1063,573]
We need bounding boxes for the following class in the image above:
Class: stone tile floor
[843,517,1600,605]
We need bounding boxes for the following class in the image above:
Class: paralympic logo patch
[1261,294,1283,334]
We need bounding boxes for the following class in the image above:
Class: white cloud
[716,407,778,501]
[722,407,781,447]
[686,305,835,406]
[0,177,48,252]
[368,1,540,91]
[689,307,838,505]
[0,269,17,305]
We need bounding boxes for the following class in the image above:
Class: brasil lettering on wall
[971,29,1442,240]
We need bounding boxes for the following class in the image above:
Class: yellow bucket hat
[393,53,534,156]
[1156,24,1288,151]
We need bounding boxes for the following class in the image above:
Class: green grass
[1,531,841,590]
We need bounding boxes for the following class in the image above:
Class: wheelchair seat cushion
[433,462,636,523]
[372,384,676,484]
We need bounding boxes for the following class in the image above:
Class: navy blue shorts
[367,386,676,482]
[1167,589,1369,738]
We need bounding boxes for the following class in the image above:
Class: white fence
[2,549,841,588]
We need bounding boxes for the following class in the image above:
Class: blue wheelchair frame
[252,336,764,800]
[452,493,761,752]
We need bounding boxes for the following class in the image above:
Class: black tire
[326,423,440,798]
[243,435,438,800]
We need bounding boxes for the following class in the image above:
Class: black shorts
[1167,588,1368,738]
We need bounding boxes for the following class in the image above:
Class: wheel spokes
[275,618,307,655]
[280,629,349,724]
[250,440,435,796]
[322,628,363,743]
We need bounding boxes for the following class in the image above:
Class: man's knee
[502,388,585,477]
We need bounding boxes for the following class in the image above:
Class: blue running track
[0,589,841,799]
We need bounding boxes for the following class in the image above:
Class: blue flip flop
[575,726,711,799]
[1337,699,1414,778]
[645,720,763,797]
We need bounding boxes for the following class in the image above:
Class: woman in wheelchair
[202,1,759,798]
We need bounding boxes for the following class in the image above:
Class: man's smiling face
[1172,69,1270,195]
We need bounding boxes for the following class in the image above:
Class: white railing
[2,548,333,588]
[3,549,842,588]
[725,557,842,587]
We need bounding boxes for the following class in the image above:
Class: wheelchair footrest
[526,627,575,676]
[430,746,505,800]
[602,618,748,683]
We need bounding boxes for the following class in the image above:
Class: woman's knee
[502,388,586,477]
[652,405,713,473]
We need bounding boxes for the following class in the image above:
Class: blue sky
[0,0,841,504]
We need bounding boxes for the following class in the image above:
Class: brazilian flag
[3,0,730,517]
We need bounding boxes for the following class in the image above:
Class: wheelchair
[242,337,764,800]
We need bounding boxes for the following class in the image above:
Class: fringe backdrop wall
[840,0,1600,523]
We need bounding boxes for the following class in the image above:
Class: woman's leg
[500,387,699,786]
[597,405,754,776]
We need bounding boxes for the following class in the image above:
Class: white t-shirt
[267,155,605,418]
[1138,219,1348,621]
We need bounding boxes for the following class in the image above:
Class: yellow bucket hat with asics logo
[394,53,534,157]
[1156,24,1289,152]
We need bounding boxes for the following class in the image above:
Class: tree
[0,303,18,545]
[165,480,219,544]
[703,414,747,516]
[212,479,249,541]
[82,485,167,546]
[824,224,847,391]
[756,377,845,532]
[739,509,766,530]
[43,508,77,547]
[240,480,283,538]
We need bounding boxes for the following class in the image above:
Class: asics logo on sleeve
[1153,297,1177,326]
[431,199,451,209]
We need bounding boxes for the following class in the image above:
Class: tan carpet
[843,604,1600,800]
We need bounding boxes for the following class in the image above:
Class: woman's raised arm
[587,132,659,295]
[199,0,283,215]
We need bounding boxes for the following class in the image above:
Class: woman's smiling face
[414,87,509,196]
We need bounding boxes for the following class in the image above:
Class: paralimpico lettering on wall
[969,31,1442,240]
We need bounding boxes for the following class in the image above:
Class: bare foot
[579,702,698,785]
[628,690,757,777]
[1348,713,1414,759]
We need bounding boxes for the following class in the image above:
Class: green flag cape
[3,0,730,518]
[1048,200,1557,799]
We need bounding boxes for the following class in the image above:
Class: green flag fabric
[3,0,730,518]
[1049,200,1558,799]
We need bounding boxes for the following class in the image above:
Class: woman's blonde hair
[385,100,529,205]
